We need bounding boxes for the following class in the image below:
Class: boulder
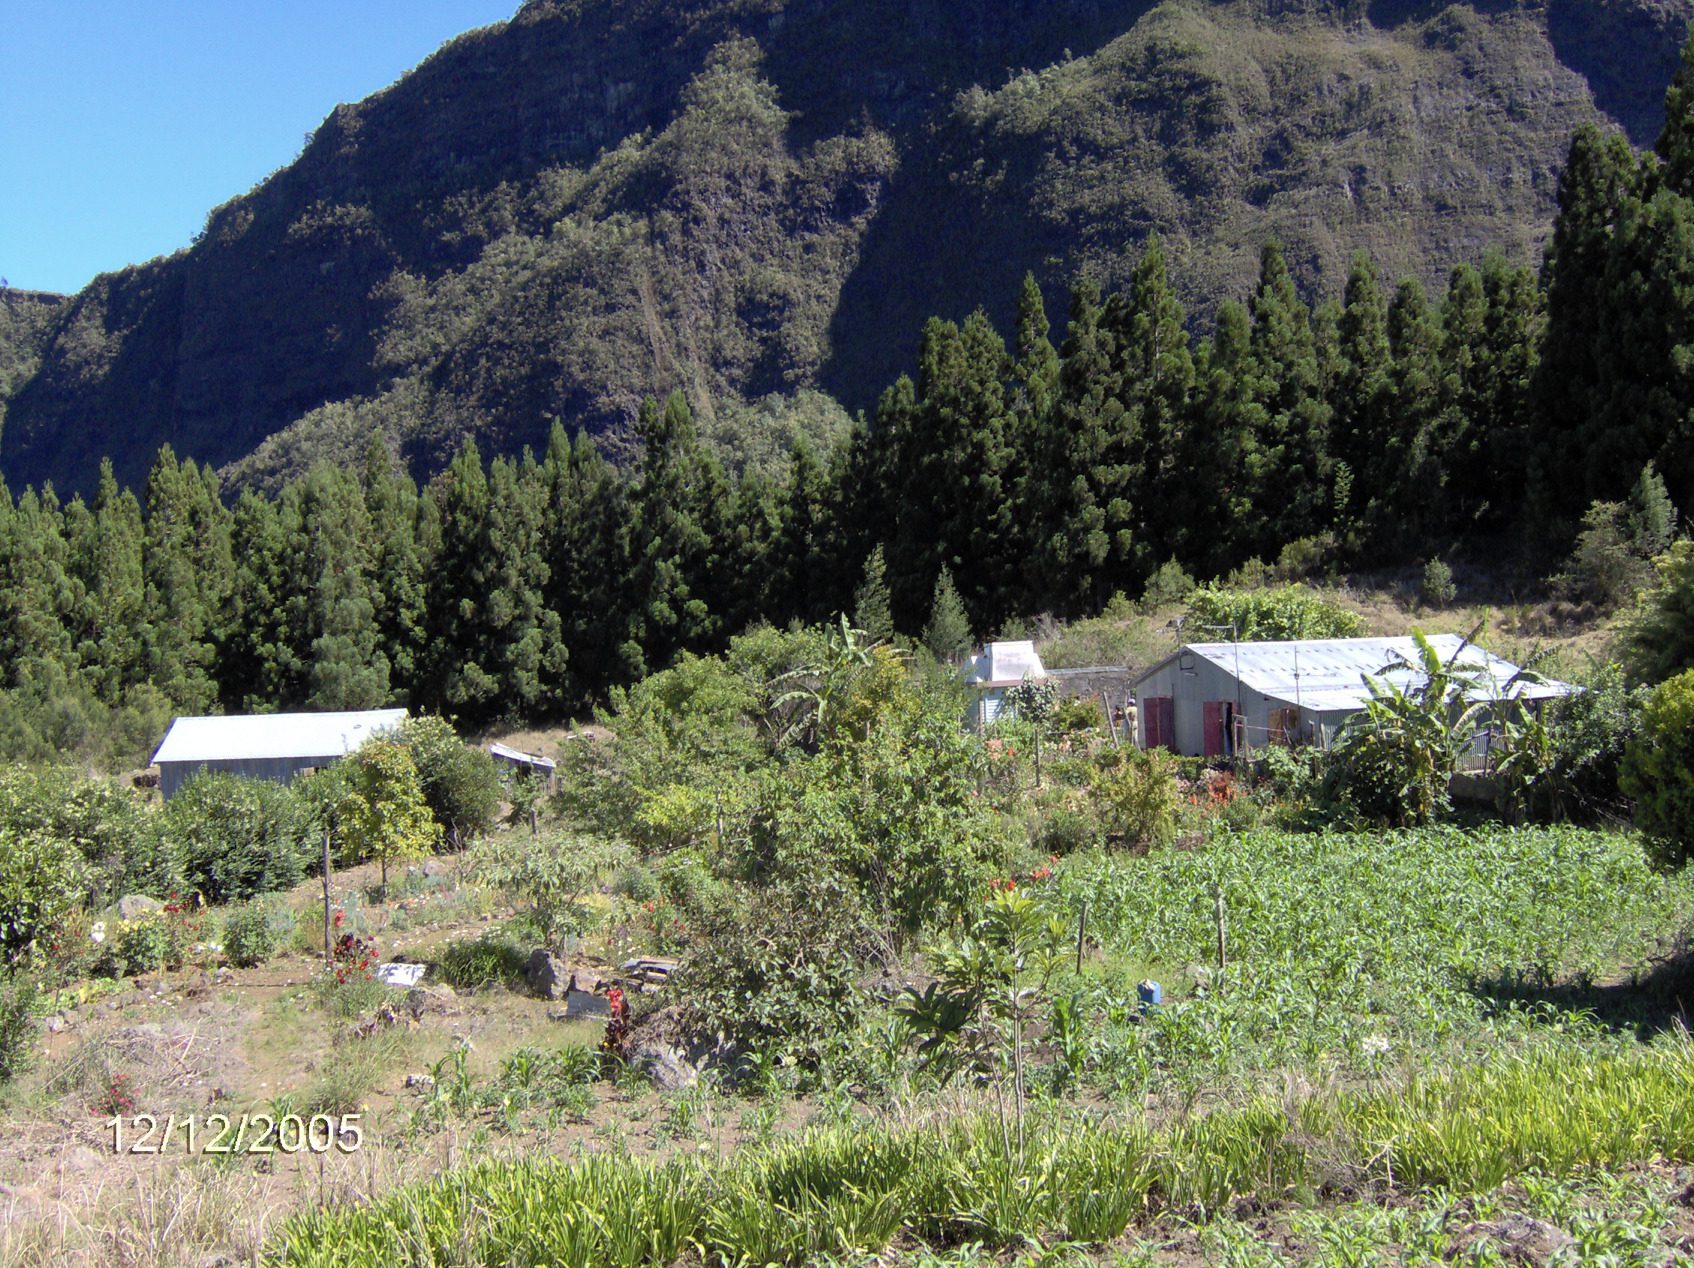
[525,948,574,1000]
[628,1039,700,1090]
[118,895,163,920]
[1454,1215,1576,1266]
[561,988,611,1019]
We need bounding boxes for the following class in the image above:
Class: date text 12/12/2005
[108,1112,363,1154]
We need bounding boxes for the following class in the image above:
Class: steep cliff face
[3,0,1688,495]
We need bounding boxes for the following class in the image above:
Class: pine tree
[923,565,972,664]
[1629,461,1679,557]
[1657,32,1694,199]
[1035,280,1137,614]
[628,392,728,674]
[540,424,636,705]
[141,448,232,712]
[298,465,391,711]
[67,459,146,701]
[1119,235,1195,562]
[362,437,429,702]
[886,313,1017,631]
[1331,254,1392,547]
[1241,242,1332,555]
[1173,301,1257,577]
[219,488,299,709]
[1380,278,1448,549]
[767,440,835,626]
[1534,124,1643,531]
[852,545,895,645]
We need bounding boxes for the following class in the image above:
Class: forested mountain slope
[2,0,1688,495]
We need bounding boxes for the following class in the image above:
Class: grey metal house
[151,708,409,799]
[1132,636,1572,758]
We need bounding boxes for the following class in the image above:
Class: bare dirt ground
[0,855,817,1267]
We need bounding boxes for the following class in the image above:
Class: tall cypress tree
[1036,280,1137,614]
[1534,124,1643,530]
[1382,278,1448,549]
[298,464,391,711]
[141,448,231,712]
[628,392,728,675]
[1331,254,1392,549]
[540,423,636,706]
[362,437,429,702]
[1241,242,1332,556]
[68,459,146,701]
[1173,301,1257,578]
[1119,235,1195,562]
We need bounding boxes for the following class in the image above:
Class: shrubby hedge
[162,771,318,903]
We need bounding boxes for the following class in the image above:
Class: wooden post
[1102,691,1120,748]
[1214,884,1227,978]
[322,829,333,965]
[1076,899,1088,976]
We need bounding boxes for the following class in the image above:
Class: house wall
[159,755,332,800]
[1135,653,1314,756]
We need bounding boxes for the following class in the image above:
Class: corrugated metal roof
[964,641,1048,689]
[489,742,557,771]
[152,709,409,765]
[1138,636,1573,712]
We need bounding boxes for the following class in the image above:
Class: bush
[1620,669,1694,870]
[0,972,37,1084]
[0,825,87,960]
[434,932,529,991]
[163,772,316,903]
[1186,584,1364,642]
[1090,749,1178,849]
[1139,559,1196,609]
[1034,804,1101,855]
[116,916,175,976]
[338,740,436,888]
[0,767,172,908]
[1530,666,1647,823]
[222,901,287,968]
[1622,540,1694,684]
[469,832,624,950]
[1255,745,1317,805]
[1419,559,1457,607]
[674,874,867,1070]
[397,716,502,849]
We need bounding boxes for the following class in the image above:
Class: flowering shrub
[331,932,379,985]
[92,1072,137,1117]
[601,986,630,1059]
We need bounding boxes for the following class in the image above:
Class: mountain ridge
[2,0,1689,496]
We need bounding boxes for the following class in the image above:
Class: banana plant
[1326,630,1536,825]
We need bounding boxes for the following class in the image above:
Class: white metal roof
[151,709,409,765]
[964,641,1048,688]
[1136,636,1573,714]
[488,742,557,771]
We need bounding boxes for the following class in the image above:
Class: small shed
[151,708,409,800]
[1132,636,1572,758]
[963,641,1048,731]
[488,742,558,791]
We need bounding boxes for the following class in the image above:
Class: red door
[1142,696,1174,750]
[1202,701,1227,757]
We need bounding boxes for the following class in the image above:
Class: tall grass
[270,1042,1694,1266]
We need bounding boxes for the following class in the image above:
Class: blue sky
[1,2,517,295]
